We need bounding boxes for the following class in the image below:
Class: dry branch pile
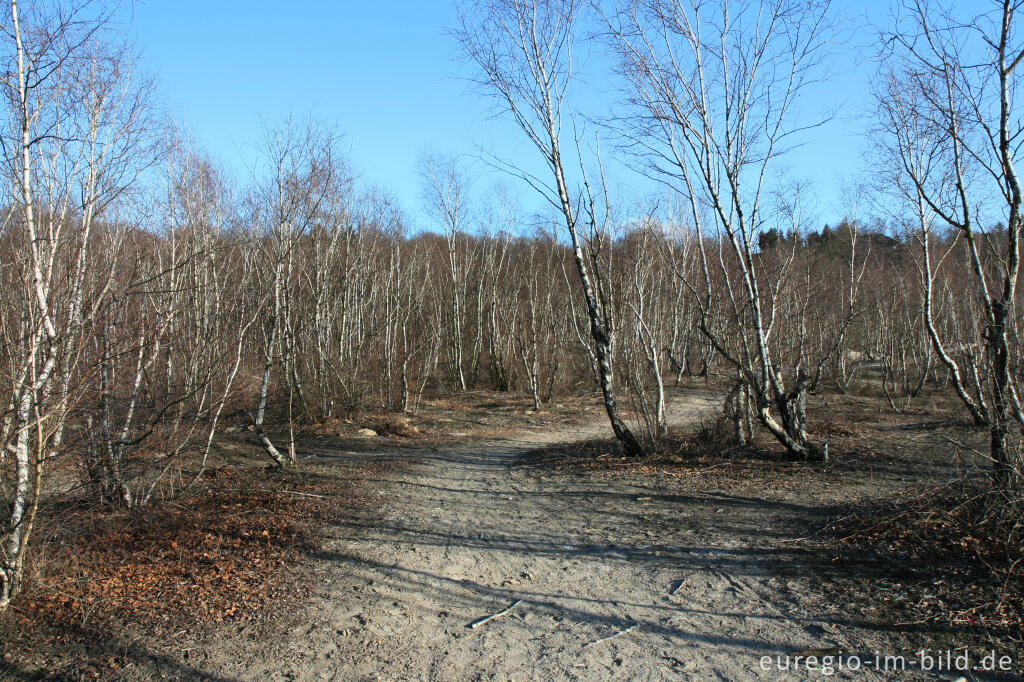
[827,484,1024,641]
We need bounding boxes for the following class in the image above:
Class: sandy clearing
[193,394,940,681]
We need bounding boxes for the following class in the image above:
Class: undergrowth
[825,481,1024,642]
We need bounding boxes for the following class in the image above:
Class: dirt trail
[204,395,927,681]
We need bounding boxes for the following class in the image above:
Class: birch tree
[604,0,841,460]
[0,0,154,609]
[455,0,645,456]
[420,152,472,391]
[250,121,340,466]
[877,0,1024,487]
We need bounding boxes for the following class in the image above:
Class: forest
[2,0,1024,679]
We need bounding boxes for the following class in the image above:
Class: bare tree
[420,151,473,391]
[878,0,1024,486]
[604,0,842,460]
[249,120,340,466]
[622,222,669,440]
[0,0,155,609]
[455,0,644,456]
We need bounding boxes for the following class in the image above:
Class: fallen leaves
[825,482,1024,640]
[13,465,366,638]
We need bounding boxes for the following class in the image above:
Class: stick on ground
[581,622,639,650]
[467,599,522,629]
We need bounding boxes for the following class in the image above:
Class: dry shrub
[370,414,422,438]
[667,414,740,457]
[827,481,1024,640]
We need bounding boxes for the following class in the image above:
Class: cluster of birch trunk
[4,0,1024,613]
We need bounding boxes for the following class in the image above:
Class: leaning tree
[878,0,1024,487]
[454,0,645,455]
[602,0,852,460]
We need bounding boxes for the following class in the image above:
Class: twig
[467,599,522,628]
[693,462,730,474]
[581,622,639,649]
[669,578,687,595]
[999,558,1023,607]
[219,487,326,499]
[779,516,855,544]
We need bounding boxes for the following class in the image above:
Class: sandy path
[209,395,922,681]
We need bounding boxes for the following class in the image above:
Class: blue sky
[128,0,887,231]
